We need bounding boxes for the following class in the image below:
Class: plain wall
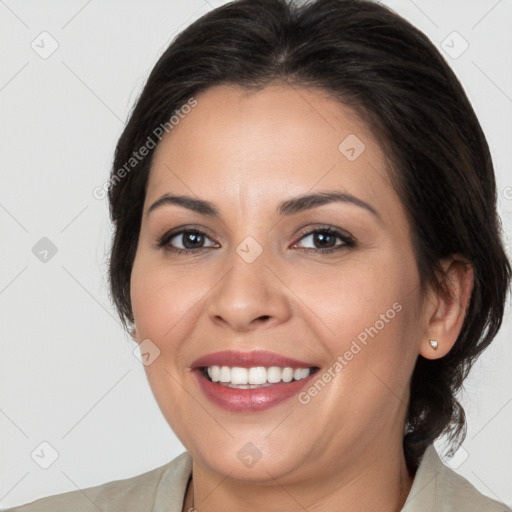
[1,0,511,508]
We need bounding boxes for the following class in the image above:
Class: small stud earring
[429,339,439,350]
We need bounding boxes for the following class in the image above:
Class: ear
[419,255,474,360]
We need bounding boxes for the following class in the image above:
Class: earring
[429,339,439,350]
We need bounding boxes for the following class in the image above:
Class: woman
[10,0,510,510]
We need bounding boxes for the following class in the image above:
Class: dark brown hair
[107,0,511,472]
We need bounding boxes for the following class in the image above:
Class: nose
[206,245,292,332]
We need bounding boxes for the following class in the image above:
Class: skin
[129,83,473,512]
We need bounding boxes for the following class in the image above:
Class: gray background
[1,0,511,508]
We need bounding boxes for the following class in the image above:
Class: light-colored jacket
[5,445,507,511]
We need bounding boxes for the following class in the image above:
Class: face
[130,83,429,484]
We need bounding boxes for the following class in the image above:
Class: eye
[156,226,354,255]
[293,227,355,253]
[157,228,218,254]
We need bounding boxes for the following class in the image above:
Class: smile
[203,365,315,388]
[191,350,321,411]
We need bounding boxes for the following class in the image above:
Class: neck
[183,441,414,512]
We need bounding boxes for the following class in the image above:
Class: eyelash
[156,226,356,255]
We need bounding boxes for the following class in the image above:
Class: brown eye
[294,228,355,253]
[158,229,219,253]
[174,231,207,249]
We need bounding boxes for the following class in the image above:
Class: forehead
[146,83,397,219]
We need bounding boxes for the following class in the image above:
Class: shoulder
[402,445,508,512]
[5,452,192,512]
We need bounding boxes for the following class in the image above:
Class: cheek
[289,253,421,384]
[130,258,205,342]
[288,255,407,338]
[130,259,202,430]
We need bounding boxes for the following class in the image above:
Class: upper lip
[191,350,318,369]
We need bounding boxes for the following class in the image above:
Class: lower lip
[193,369,318,412]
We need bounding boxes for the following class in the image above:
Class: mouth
[199,365,319,389]
[191,350,321,412]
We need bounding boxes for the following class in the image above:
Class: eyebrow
[146,191,381,221]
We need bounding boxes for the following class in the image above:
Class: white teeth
[206,365,314,386]
[248,367,267,385]
[231,367,248,385]
[208,366,219,382]
[219,366,231,383]
[282,367,294,383]
[267,366,282,383]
